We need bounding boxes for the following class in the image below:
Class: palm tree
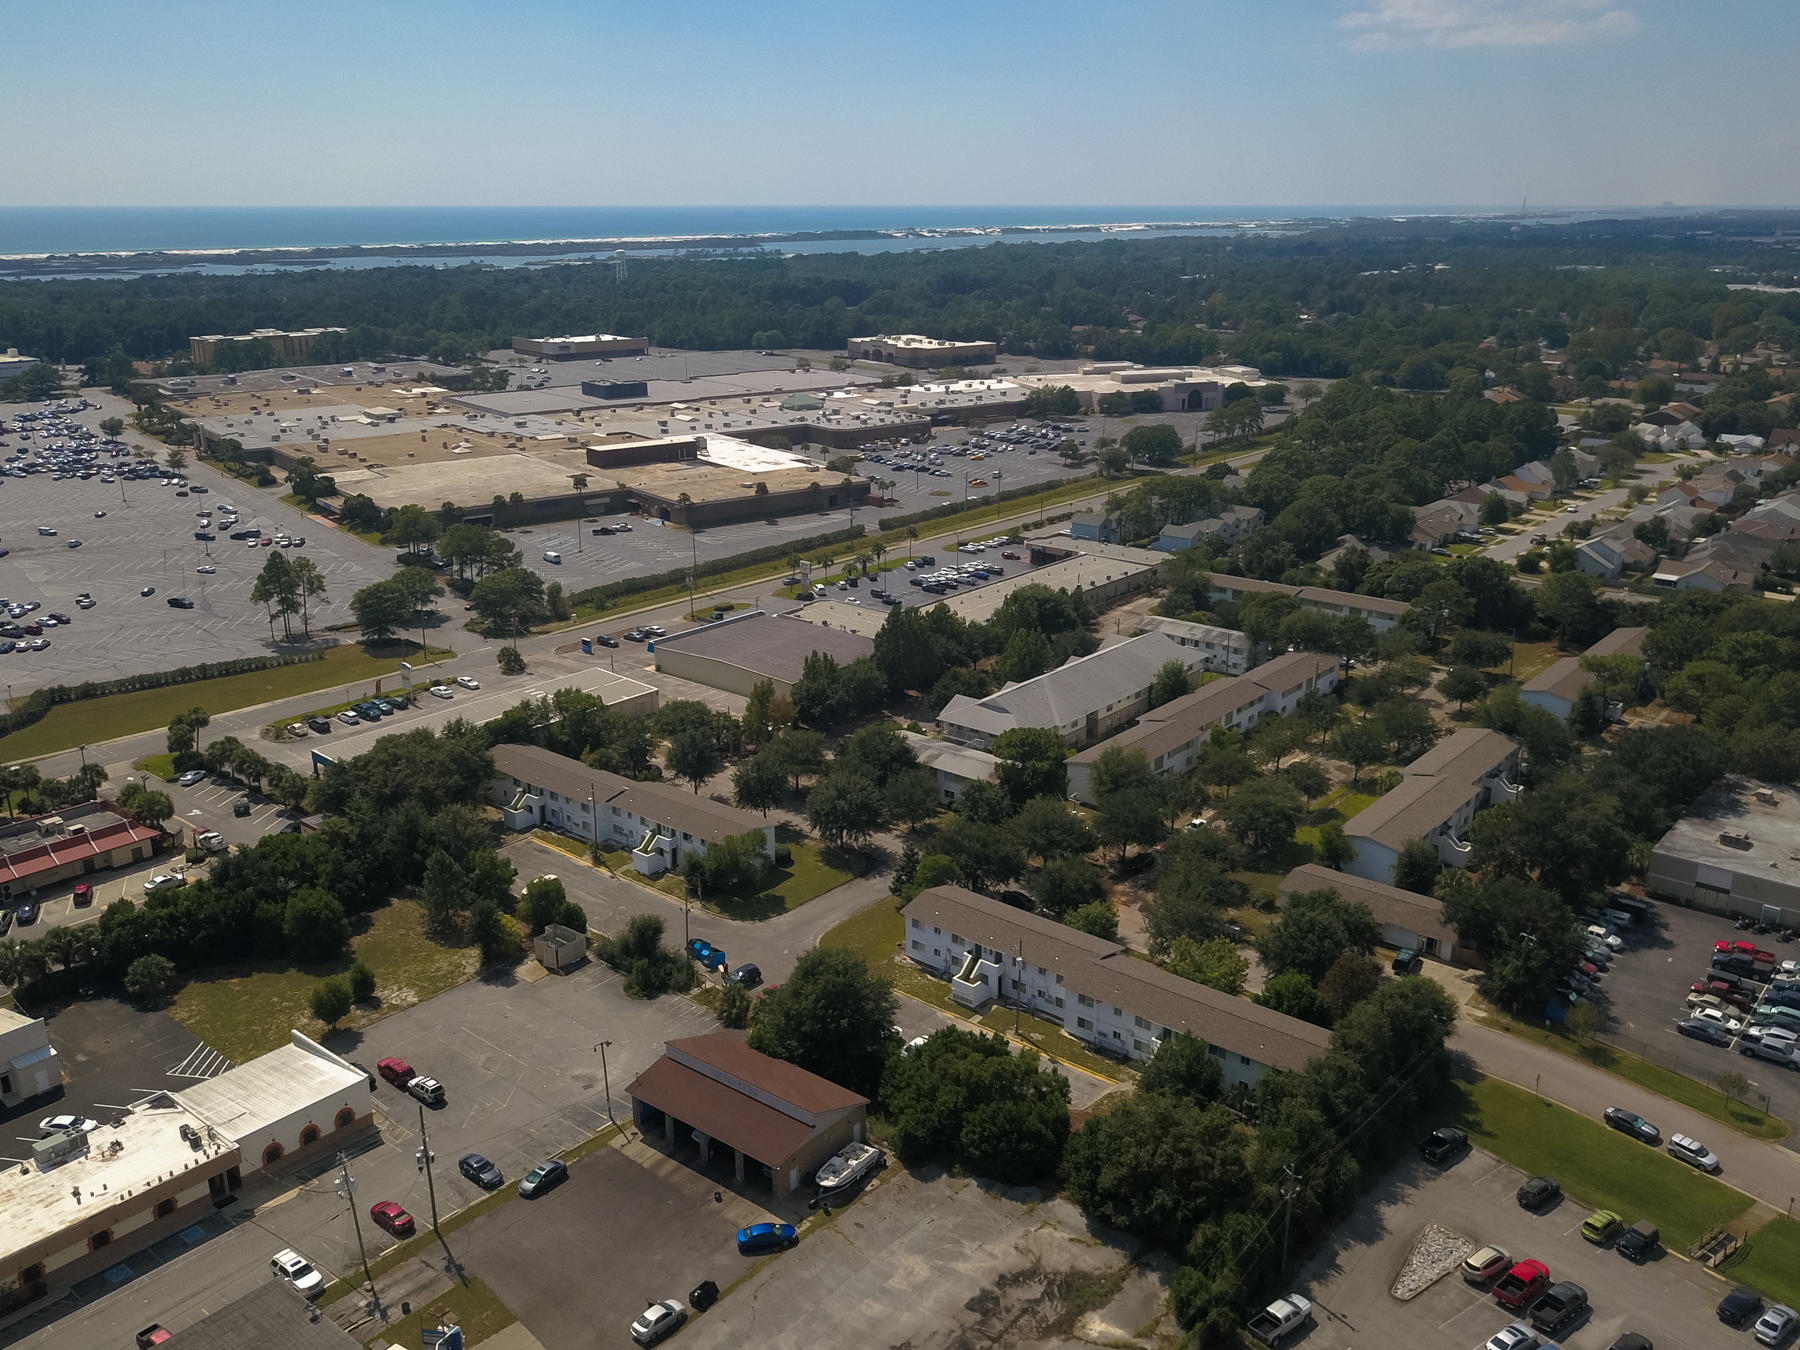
[0,937,48,991]
[39,925,83,974]
[871,541,887,569]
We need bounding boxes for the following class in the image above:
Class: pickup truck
[1494,1260,1551,1310]
[136,1326,172,1348]
[1530,1281,1589,1333]
[1246,1295,1313,1345]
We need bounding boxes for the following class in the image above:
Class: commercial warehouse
[512,334,650,359]
[1648,776,1800,926]
[650,610,874,699]
[848,334,998,368]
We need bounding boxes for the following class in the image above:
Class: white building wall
[1344,838,1400,884]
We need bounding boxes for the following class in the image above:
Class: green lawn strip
[820,893,964,1014]
[1,642,452,760]
[1469,1003,1789,1141]
[358,1275,516,1347]
[700,837,867,918]
[1728,1216,1800,1309]
[1447,1076,1753,1251]
[976,1005,1131,1082]
[134,753,177,781]
[1506,641,1563,682]
[170,900,479,1061]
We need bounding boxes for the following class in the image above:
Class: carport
[627,1032,866,1200]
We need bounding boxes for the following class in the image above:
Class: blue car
[735,1222,798,1255]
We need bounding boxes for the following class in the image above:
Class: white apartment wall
[1344,838,1401,884]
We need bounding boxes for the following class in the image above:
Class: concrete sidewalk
[1453,1019,1800,1221]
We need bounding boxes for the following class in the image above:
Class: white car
[337,709,360,725]
[1668,1132,1720,1172]
[39,1114,101,1136]
[455,675,480,690]
[269,1248,323,1299]
[177,769,206,786]
[196,564,216,574]
[429,684,454,699]
[630,1299,687,1345]
[1782,959,1800,976]
[1483,1322,1539,1350]
[142,873,186,894]
[1586,924,1624,951]
[1757,1305,1798,1348]
[1688,1001,1744,1032]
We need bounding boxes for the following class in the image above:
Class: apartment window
[1052,996,1064,1009]
[1239,1055,1252,1066]
[1077,994,1095,1008]
[1076,1017,1093,1031]
[951,933,962,946]
[1112,1007,1123,1017]
[1036,966,1046,977]
[1054,974,1063,985]
[1112,1031,1122,1041]
[1010,978,1023,993]
[911,918,921,930]
[155,1198,176,1219]
[1133,1039,1153,1055]
[1209,1044,1227,1059]
[1133,1015,1151,1031]
[933,926,942,935]
[911,940,925,953]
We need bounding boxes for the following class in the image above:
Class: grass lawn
[1470,1001,1789,1141]
[1731,1216,1800,1310]
[134,753,177,781]
[1295,788,1377,851]
[703,834,866,919]
[359,1275,515,1347]
[1506,641,1563,682]
[0,642,452,761]
[820,893,963,1014]
[1444,1076,1753,1251]
[976,1005,1130,1082]
[171,900,480,1062]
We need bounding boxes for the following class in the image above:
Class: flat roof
[784,599,890,638]
[1652,776,1800,891]
[163,1279,358,1350]
[851,334,995,349]
[0,1099,234,1268]
[651,610,874,685]
[175,1037,365,1144]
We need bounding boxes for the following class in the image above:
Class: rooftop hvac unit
[1719,830,1754,849]
[1753,788,1779,806]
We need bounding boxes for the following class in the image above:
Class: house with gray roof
[1520,625,1648,721]
[1342,728,1522,884]
[491,742,772,877]
[1280,863,1459,962]
[1203,574,1409,633]
[900,885,1330,1085]
[937,631,1210,750]
[901,730,999,805]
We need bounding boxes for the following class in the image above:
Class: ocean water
[0,204,1421,257]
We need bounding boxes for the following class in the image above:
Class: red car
[1493,1259,1551,1310]
[1001,550,1021,560]
[72,882,93,906]
[1690,979,1754,1011]
[369,1201,415,1237]
[1716,940,1775,962]
[376,1057,415,1088]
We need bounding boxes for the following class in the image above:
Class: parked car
[1668,1133,1721,1172]
[1461,1245,1510,1285]
[459,1153,503,1188]
[1616,1220,1660,1262]
[518,1159,568,1197]
[1419,1126,1468,1164]
[39,1114,101,1135]
[1755,1305,1798,1347]
[337,709,361,725]
[736,1221,798,1254]
[1517,1175,1561,1210]
[1603,1106,1661,1143]
[407,1075,445,1106]
[630,1299,687,1345]
[1531,1282,1589,1334]
[725,963,762,989]
[270,1249,324,1298]
[307,716,332,733]
[177,769,206,786]
[1721,1287,1766,1328]
[369,1201,415,1237]
[71,882,93,906]
[1494,1260,1552,1310]
[142,873,185,894]
[1740,1038,1799,1068]
[376,1057,415,1088]
[429,684,454,699]
[1580,1210,1623,1244]
[1484,1324,1540,1350]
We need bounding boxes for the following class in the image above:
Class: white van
[543,550,562,564]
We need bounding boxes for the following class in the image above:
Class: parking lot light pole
[336,1153,379,1312]
[594,1040,616,1129]
[414,1103,440,1232]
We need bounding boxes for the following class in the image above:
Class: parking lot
[1593,899,1800,1141]
[1298,1148,1752,1350]
[163,771,303,847]
[0,406,391,693]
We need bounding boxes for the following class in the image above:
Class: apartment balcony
[633,827,672,877]
[950,950,1001,1008]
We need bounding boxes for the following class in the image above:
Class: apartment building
[1342,728,1523,883]
[1520,626,1648,721]
[1135,615,1254,675]
[1066,651,1340,803]
[900,886,1330,1087]
[1203,574,1409,633]
[491,743,773,877]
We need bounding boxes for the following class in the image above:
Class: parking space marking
[166,1044,234,1079]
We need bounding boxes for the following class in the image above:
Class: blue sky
[7,0,1795,207]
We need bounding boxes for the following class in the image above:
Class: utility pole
[1280,1165,1301,1270]
[594,1040,616,1128]
[337,1152,379,1311]
[414,1102,440,1232]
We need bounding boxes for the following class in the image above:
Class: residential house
[1765,429,1800,455]
[900,885,1331,1086]
[1342,729,1523,884]
[1520,626,1649,721]
[937,631,1212,750]
[1411,504,1470,551]
[1575,530,1654,581]
[1649,558,1757,592]
[1156,505,1264,553]
[1066,651,1340,803]
[1719,434,1767,453]
[490,743,774,876]
[1494,474,1552,502]
[1069,512,1119,544]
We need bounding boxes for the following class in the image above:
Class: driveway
[1297,1147,1748,1350]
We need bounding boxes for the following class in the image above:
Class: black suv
[1517,1175,1561,1210]
[1718,1286,1763,1327]
[1419,1127,1468,1164]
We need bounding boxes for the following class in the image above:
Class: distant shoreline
[0,217,1330,275]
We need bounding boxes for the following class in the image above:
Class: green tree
[1254,971,1335,1027]
[1318,952,1384,1018]
[1330,720,1387,784]
[748,947,897,1099]
[1257,888,1380,982]
[1448,628,1515,671]
[1122,422,1184,466]
[470,567,546,637]
[418,847,469,937]
[1479,492,1511,527]
[731,753,787,818]
[667,728,725,794]
[718,982,753,1029]
[309,976,354,1028]
[1011,794,1094,861]
[120,952,177,1004]
[1280,759,1329,808]
[1030,856,1106,917]
[348,961,377,1002]
[283,888,350,963]
[250,550,302,640]
[884,765,943,831]
[1438,665,1486,711]
[765,728,827,793]
[1149,659,1195,708]
[990,727,1070,804]
[1064,898,1120,939]
[1218,776,1304,866]
[1166,935,1248,996]
[496,645,526,675]
[1064,1095,1253,1246]
[1391,837,1442,894]
[350,580,412,643]
[1137,1032,1225,1105]
[805,770,888,847]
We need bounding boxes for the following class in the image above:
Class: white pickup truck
[1247,1294,1313,1346]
